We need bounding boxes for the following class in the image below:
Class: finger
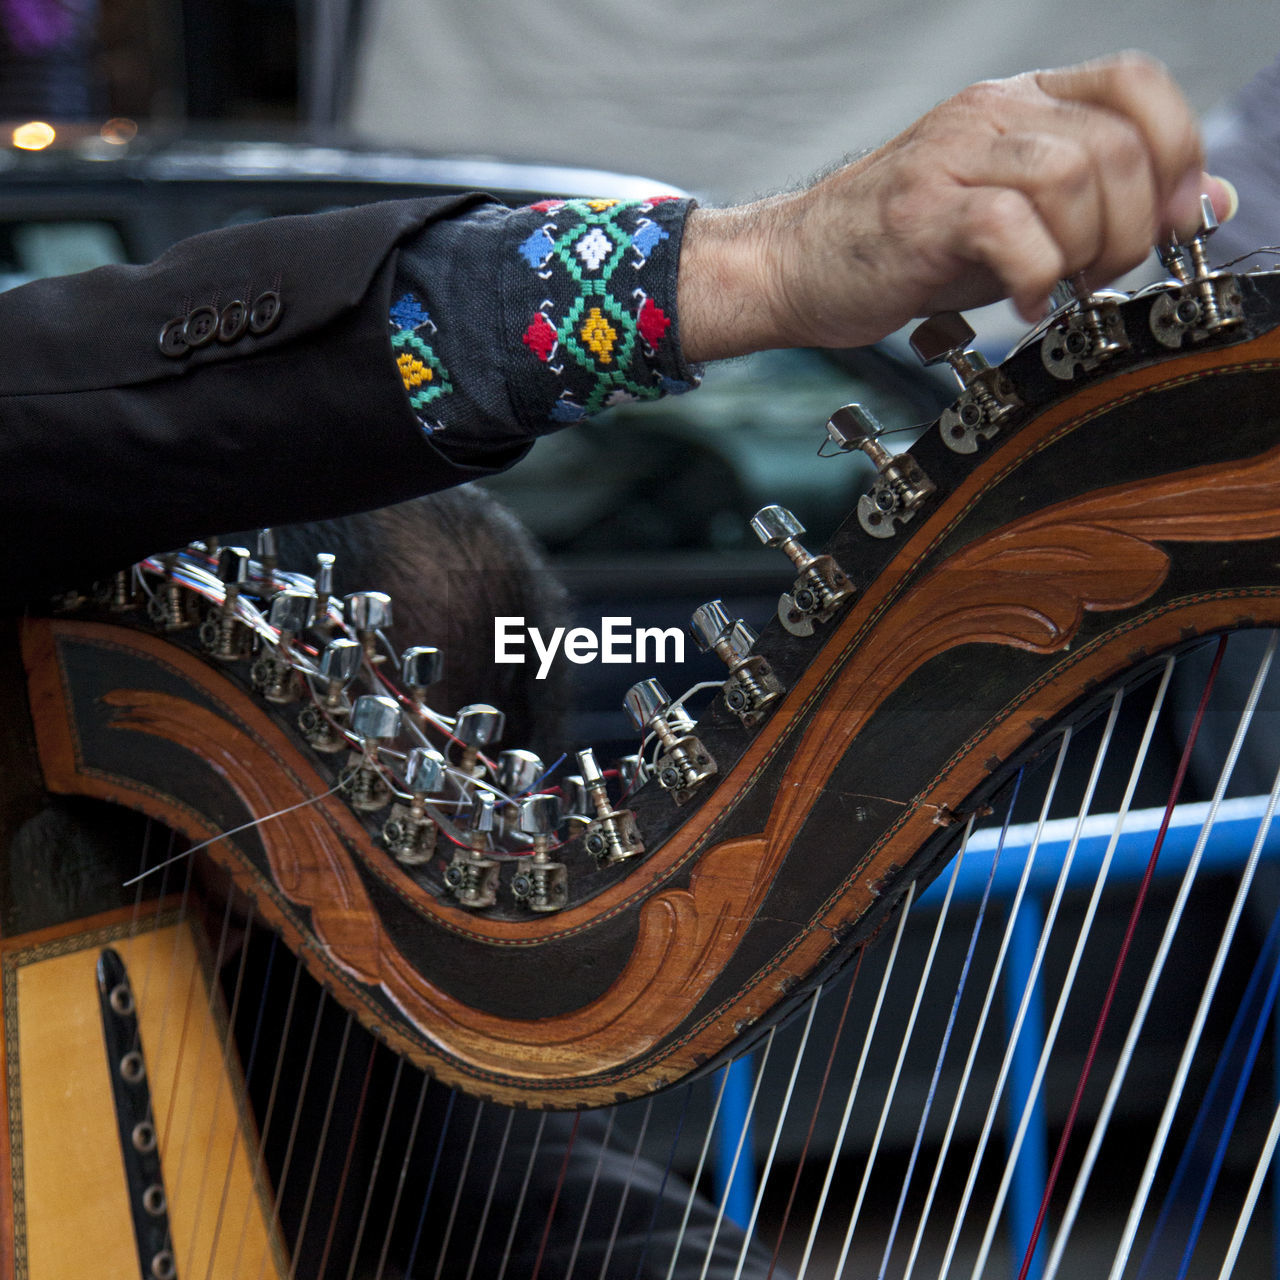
[1034,53,1204,232]
[948,186,1065,322]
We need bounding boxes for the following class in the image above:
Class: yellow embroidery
[398,352,434,390]
[585,198,618,212]
[580,307,618,364]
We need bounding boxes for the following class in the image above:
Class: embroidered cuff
[391,196,701,452]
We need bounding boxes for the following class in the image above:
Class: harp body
[5,260,1280,1275]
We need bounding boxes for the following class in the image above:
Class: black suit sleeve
[0,194,526,594]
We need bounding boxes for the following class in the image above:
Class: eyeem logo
[494,616,685,680]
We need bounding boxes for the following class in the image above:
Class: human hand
[678,52,1236,361]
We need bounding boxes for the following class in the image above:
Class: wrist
[677,199,800,362]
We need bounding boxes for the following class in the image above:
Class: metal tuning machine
[344,591,393,662]
[826,404,936,540]
[250,589,316,703]
[1150,194,1244,349]
[445,791,500,909]
[1039,275,1130,380]
[751,505,853,637]
[382,746,447,866]
[624,679,716,804]
[340,694,400,811]
[147,550,200,630]
[454,704,505,775]
[401,645,443,704]
[497,749,544,799]
[198,546,252,661]
[911,311,1021,454]
[576,747,644,864]
[510,794,568,912]
[691,600,782,727]
[298,636,362,752]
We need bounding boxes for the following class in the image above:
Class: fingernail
[1209,174,1240,223]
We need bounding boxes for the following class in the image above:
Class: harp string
[464,1105,516,1280]
[767,951,865,1280]
[260,985,328,1280]
[697,1027,778,1280]
[530,1110,581,1280]
[1106,730,1280,1280]
[346,1053,406,1280]
[597,1095,654,1280]
[287,1009,354,1280]
[1152,908,1280,1280]
[936,689,1124,1280]
[1042,633,1277,1278]
[374,1068,434,1280]
[900,729,1071,1280]
[794,879,917,1280]
[665,1057,731,1279]
[497,1110,549,1280]
[1019,643,1220,1279]
[316,1029,379,1277]
[403,1079,457,1278]
[192,895,259,1277]
[877,776,1022,1280]
[830,819,974,1280]
[732,988,823,1280]
[1216,1090,1280,1280]
[564,1108,618,1280]
[632,1086,692,1280]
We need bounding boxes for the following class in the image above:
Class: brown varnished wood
[18,293,1280,1105]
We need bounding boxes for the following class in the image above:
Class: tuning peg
[250,590,317,703]
[911,313,1022,454]
[690,600,781,726]
[345,591,393,660]
[497,749,544,796]
[342,695,401,811]
[623,679,715,803]
[751,506,853,636]
[298,636,363,752]
[616,754,650,792]
[382,746,447,866]
[510,794,568,912]
[575,747,644,863]
[351,694,401,745]
[319,636,361,685]
[401,645,443,698]
[312,552,337,621]
[455,704,505,775]
[199,545,253,660]
[256,528,278,583]
[1150,193,1243,347]
[826,404,936,539]
[444,791,500,908]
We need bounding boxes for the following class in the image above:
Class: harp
[6,230,1280,1279]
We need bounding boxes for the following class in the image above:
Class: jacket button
[183,304,219,348]
[158,317,189,358]
[218,299,249,343]
[248,290,283,335]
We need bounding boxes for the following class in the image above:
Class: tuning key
[497,749,544,797]
[345,591,393,661]
[199,545,252,661]
[510,794,568,912]
[910,313,1020,454]
[1150,194,1243,348]
[751,505,853,637]
[250,589,316,703]
[827,404,935,540]
[340,694,401,811]
[445,792,500,909]
[575,747,644,864]
[624,679,716,804]
[383,746,447,866]
[298,636,363,752]
[690,600,781,727]
[401,645,443,700]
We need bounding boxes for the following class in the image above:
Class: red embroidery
[529,199,567,213]
[638,298,670,348]
[523,312,558,360]
[647,195,680,204]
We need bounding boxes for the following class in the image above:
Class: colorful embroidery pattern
[389,292,453,431]
[516,198,692,423]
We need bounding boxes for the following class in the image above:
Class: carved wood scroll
[21,320,1280,1106]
